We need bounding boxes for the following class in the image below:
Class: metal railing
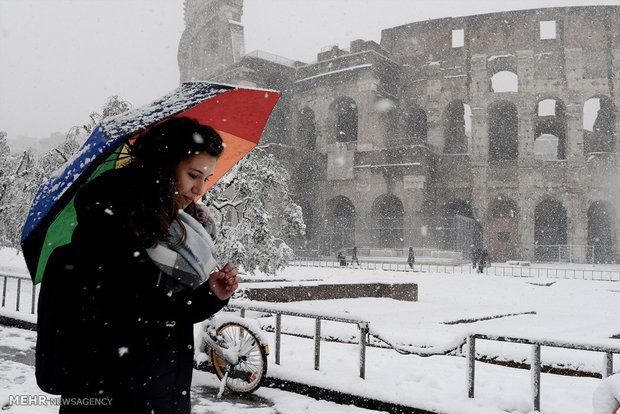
[479,264,620,281]
[227,300,370,378]
[291,258,620,281]
[228,301,620,411]
[467,334,620,411]
[1,272,36,314]
[1,273,618,411]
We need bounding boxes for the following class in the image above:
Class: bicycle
[194,313,269,395]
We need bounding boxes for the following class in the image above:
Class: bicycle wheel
[210,322,268,394]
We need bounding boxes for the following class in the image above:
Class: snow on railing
[227,300,620,412]
[227,300,372,379]
[466,334,620,412]
[1,273,618,411]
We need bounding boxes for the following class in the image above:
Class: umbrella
[21,82,280,284]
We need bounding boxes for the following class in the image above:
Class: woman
[57,117,239,413]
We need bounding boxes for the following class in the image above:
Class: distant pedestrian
[472,247,480,269]
[337,251,347,267]
[407,247,415,269]
[351,246,360,266]
[478,249,490,273]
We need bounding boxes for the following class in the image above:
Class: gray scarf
[146,210,218,295]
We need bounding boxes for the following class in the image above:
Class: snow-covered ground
[0,247,619,413]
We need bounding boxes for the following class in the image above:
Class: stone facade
[178,1,620,263]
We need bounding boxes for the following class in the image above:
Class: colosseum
[178,0,620,263]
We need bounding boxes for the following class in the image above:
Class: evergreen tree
[203,147,305,275]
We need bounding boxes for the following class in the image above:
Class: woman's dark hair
[126,117,224,248]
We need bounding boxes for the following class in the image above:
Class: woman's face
[174,152,217,209]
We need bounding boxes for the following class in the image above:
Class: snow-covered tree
[204,147,305,275]
[0,97,131,248]
[0,146,36,247]
[69,95,132,140]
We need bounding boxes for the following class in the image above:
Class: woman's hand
[208,262,240,301]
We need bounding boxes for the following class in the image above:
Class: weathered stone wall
[179,3,620,262]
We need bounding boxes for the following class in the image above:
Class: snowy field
[0,247,619,413]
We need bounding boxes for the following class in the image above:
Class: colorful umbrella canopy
[21,82,280,284]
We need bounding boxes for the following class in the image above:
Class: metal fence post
[31,284,36,314]
[275,313,281,365]
[604,352,613,378]
[2,277,7,307]
[467,335,476,398]
[531,344,541,412]
[314,318,321,371]
[16,278,21,312]
[359,322,368,379]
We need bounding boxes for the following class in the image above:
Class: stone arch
[329,97,358,142]
[443,101,471,154]
[371,194,404,248]
[489,196,519,261]
[404,105,427,145]
[534,198,567,261]
[488,101,518,161]
[298,106,316,150]
[583,96,616,154]
[534,98,567,160]
[326,196,356,252]
[439,199,474,252]
[587,201,615,263]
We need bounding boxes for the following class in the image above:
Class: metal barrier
[227,300,619,411]
[1,273,36,314]
[292,258,620,281]
[467,334,620,411]
[226,300,370,378]
[479,264,620,281]
[1,272,618,411]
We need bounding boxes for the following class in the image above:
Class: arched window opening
[331,97,358,142]
[587,201,614,263]
[534,99,566,160]
[405,105,427,145]
[328,196,356,253]
[439,199,474,252]
[583,97,616,153]
[490,71,518,92]
[371,194,404,248]
[444,101,471,154]
[298,107,316,150]
[488,101,518,161]
[534,199,567,261]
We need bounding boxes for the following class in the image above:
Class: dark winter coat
[43,167,227,414]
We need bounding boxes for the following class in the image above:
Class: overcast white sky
[0,0,617,141]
